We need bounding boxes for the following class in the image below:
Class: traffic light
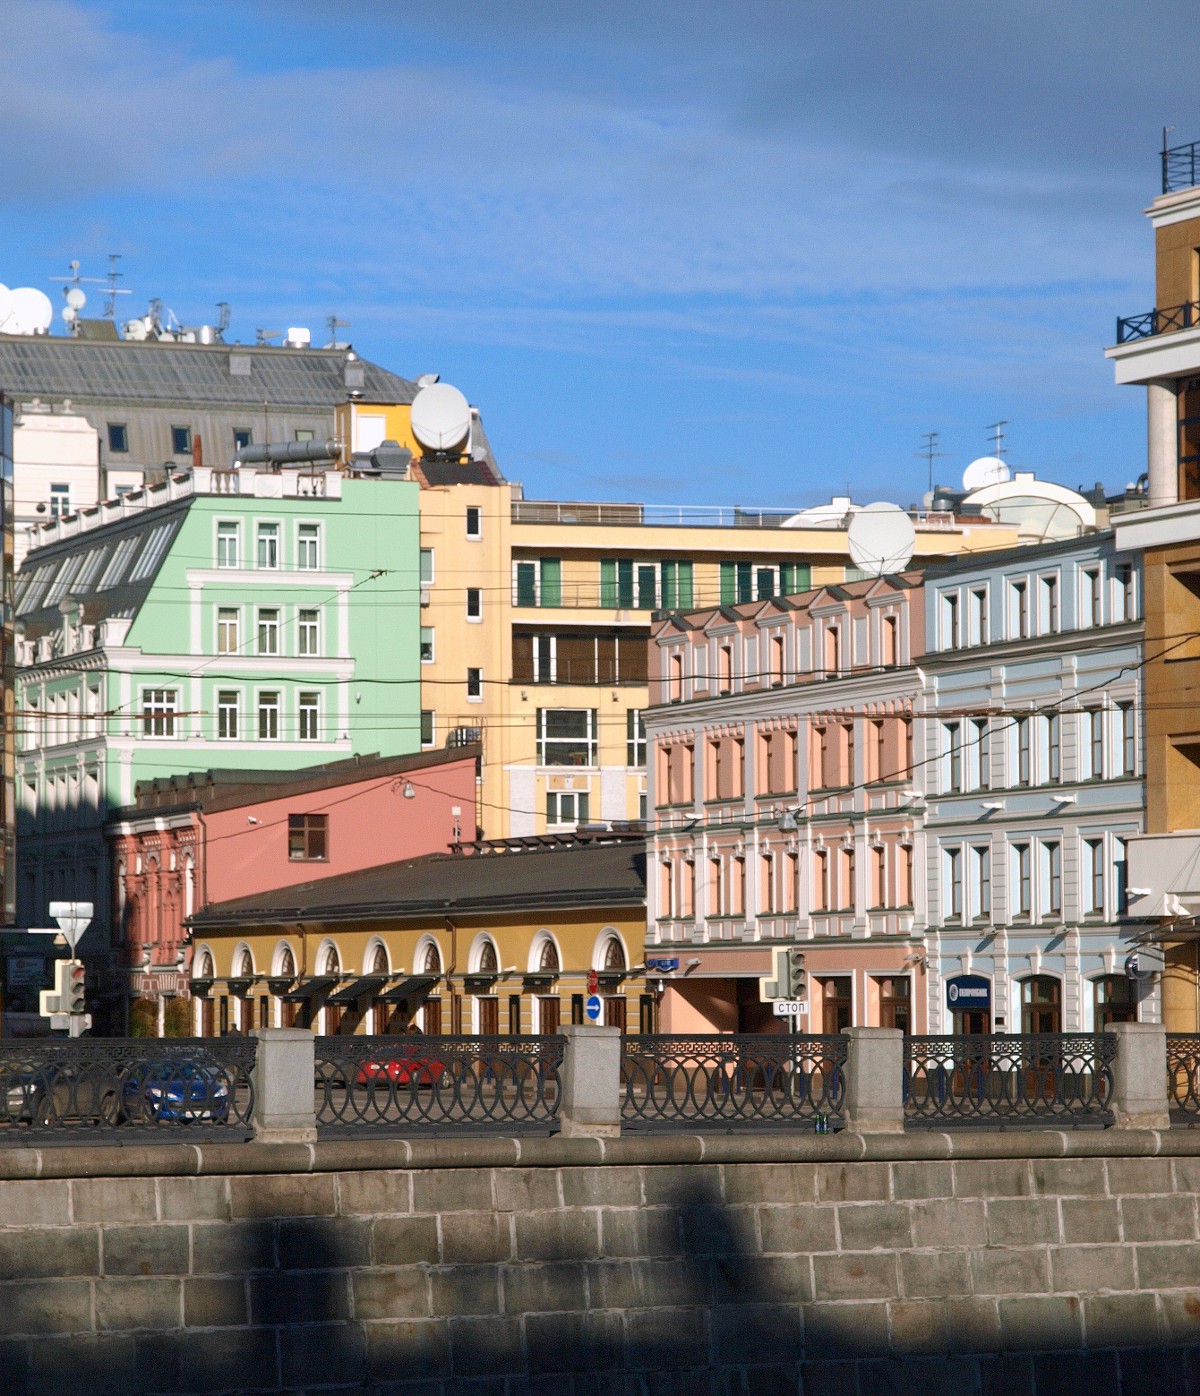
[759,948,788,1002]
[68,962,86,1014]
[38,958,71,1018]
[786,948,807,1001]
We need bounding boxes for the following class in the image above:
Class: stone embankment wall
[0,1131,1199,1393]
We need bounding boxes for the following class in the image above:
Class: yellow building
[187,834,648,1037]
[338,386,1020,839]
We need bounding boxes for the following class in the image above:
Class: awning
[267,977,296,997]
[227,977,259,997]
[325,975,389,1006]
[279,976,339,1002]
[375,974,439,1004]
[190,979,214,997]
[523,972,558,991]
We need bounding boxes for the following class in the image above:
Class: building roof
[0,335,417,410]
[188,837,647,930]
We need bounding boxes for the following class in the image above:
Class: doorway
[1020,976,1062,1033]
[819,976,853,1034]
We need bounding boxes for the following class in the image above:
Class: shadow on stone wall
[1,1173,1193,1395]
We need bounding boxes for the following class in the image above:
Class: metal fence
[1116,300,1200,343]
[904,1034,1115,1129]
[0,1038,255,1144]
[621,1034,845,1132]
[314,1035,562,1137]
[1167,1034,1200,1122]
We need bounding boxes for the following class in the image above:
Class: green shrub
[163,997,192,1037]
[128,998,157,1038]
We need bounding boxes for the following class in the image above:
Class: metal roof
[0,335,417,409]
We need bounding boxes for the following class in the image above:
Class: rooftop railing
[512,500,968,532]
[1164,138,1200,195]
[1116,300,1200,344]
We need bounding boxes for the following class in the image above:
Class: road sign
[772,1000,808,1017]
[48,902,93,954]
[586,969,598,996]
[585,994,602,1022]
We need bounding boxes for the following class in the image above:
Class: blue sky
[0,1,1189,505]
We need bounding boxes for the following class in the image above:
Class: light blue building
[919,531,1153,1033]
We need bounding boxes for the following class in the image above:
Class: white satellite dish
[962,455,1011,492]
[61,306,77,324]
[416,372,440,388]
[847,502,916,577]
[8,287,53,335]
[410,382,471,453]
[0,285,12,332]
[65,287,86,310]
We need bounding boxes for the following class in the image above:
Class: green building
[14,462,419,1025]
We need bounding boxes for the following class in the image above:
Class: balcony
[1163,139,1200,196]
[1116,301,1200,345]
[1125,831,1200,918]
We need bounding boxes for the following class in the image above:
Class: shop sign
[946,975,990,1012]
[7,956,43,988]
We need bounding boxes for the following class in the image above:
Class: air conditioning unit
[419,587,431,607]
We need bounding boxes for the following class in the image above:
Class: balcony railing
[1164,139,1200,195]
[1116,300,1200,344]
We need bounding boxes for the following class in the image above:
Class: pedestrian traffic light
[68,962,86,1014]
[785,948,807,1000]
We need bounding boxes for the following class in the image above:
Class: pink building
[106,747,479,1029]
[645,575,928,1034]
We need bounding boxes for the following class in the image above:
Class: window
[669,652,683,702]
[1039,575,1058,633]
[258,691,280,740]
[825,625,841,675]
[942,592,960,649]
[142,689,178,738]
[233,428,252,452]
[298,692,319,741]
[288,813,328,861]
[627,709,646,766]
[1010,580,1029,639]
[298,524,320,570]
[216,522,239,569]
[971,588,989,646]
[466,506,482,539]
[1084,839,1104,915]
[945,848,963,921]
[1085,710,1105,779]
[943,722,962,792]
[660,560,697,610]
[770,633,785,685]
[537,709,598,766]
[466,588,482,621]
[297,609,319,657]
[1015,718,1031,787]
[1045,714,1061,783]
[515,558,562,607]
[1021,976,1062,1033]
[170,425,192,456]
[1095,975,1136,1028]
[256,523,279,569]
[1118,703,1136,776]
[49,484,71,518]
[718,646,732,694]
[1042,841,1062,917]
[217,608,240,655]
[972,719,991,790]
[295,428,315,443]
[1113,564,1135,622]
[972,846,991,918]
[420,627,435,664]
[467,668,483,700]
[217,691,239,741]
[420,549,434,585]
[1115,838,1128,914]
[1081,568,1101,628]
[546,790,590,827]
[870,845,885,909]
[1013,843,1031,917]
[882,615,898,665]
[107,423,128,453]
[257,608,280,656]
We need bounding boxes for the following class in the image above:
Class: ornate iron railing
[904,1034,1115,1129]
[621,1034,845,1132]
[0,1038,255,1143]
[1116,300,1200,343]
[1167,1034,1200,1121]
[314,1035,562,1136]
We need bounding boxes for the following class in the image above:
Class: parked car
[354,1051,451,1089]
[120,1059,230,1124]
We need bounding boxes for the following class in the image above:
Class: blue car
[121,1059,230,1124]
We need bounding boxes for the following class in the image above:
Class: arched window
[235,947,254,978]
[422,942,442,975]
[1020,976,1061,1034]
[321,943,341,976]
[477,939,498,974]
[603,936,626,972]
[539,938,560,973]
[194,948,214,980]
[277,944,296,978]
[370,943,389,975]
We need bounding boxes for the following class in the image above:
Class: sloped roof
[0,335,416,409]
[188,839,647,929]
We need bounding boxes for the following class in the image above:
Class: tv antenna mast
[986,420,1008,460]
[50,260,106,335]
[102,255,130,319]
[325,314,351,348]
[917,431,948,495]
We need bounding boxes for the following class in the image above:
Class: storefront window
[1094,974,1136,1028]
[1020,976,1061,1034]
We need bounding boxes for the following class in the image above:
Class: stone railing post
[558,1024,622,1137]
[1108,1021,1170,1129]
[842,1026,905,1134]
[251,1027,317,1144]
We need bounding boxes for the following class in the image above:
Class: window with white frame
[257,608,280,656]
[217,608,240,655]
[1012,842,1032,918]
[942,721,963,792]
[970,588,989,646]
[1038,575,1059,634]
[1009,579,1029,640]
[972,845,991,919]
[1114,838,1128,914]
[142,689,178,738]
[1084,709,1105,779]
[216,522,239,569]
[1081,568,1101,628]
[49,483,71,518]
[256,522,280,569]
[546,790,589,827]
[297,524,320,570]
[217,691,239,740]
[466,506,482,540]
[1084,838,1105,915]
[1118,702,1136,776]
[298,692,319,741]
[626,710,646,766]
[941,592,961,649]
[258,691,280,740]
[1038,713,1061,784]
[1040,841,1062,918]
[1112,563,1135,622]
[420,710,434,747]
[1014,717,1031,787]
[944,847,963,921]
[466,588,482,621]
[420,627,434,663]
[420,548,434,585]
[297,609,319,657]
[971,718,991,790]
[537,708,598,765]
[466,668,482,700]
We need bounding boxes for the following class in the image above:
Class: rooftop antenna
[255,328,282,345]
[215,302,231,334]
[325,314,350,348]
[50,260,105,336]
[102,255,130,319]
[917,430,948,495]
[986,420,1008,460]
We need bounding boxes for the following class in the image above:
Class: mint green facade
[14,472,420,1015]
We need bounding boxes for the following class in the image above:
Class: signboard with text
[946,975,991,1014]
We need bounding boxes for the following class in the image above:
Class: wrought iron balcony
[1116,300,1200,344]
[1164,138,1200,195]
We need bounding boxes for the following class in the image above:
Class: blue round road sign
[585,994,603,1022]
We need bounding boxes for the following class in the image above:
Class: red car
[354,1052,450,1089]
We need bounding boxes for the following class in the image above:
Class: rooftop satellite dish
[410,382,470,453]
[8,287,53,335]
[65,287,86,310]
[962,455,1010,492]
[0,285,12,332]
[416,372,440,388]
[847,502,916,577]
[61,306,77,324]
